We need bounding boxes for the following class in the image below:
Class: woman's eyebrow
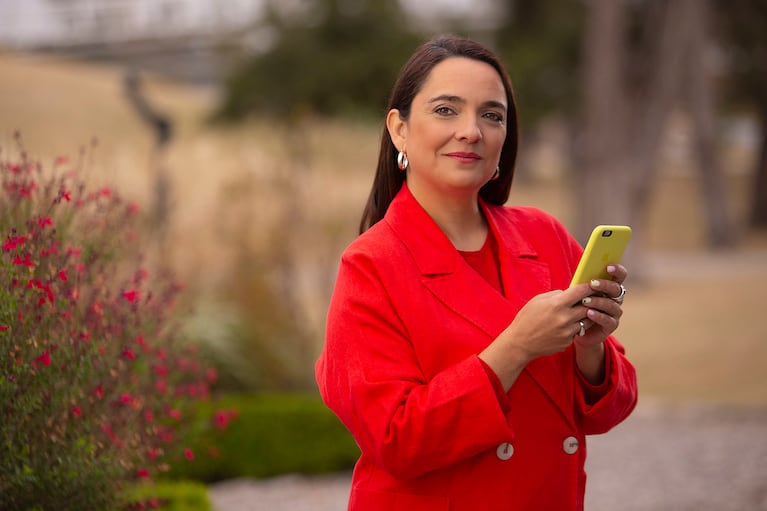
[428,94,464,104]
[427,94,506,110]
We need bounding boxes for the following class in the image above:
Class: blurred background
[1,0,766,505]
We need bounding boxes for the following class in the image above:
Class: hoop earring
[491,166,500,180]
[397,150,409,171]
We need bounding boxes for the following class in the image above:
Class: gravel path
[208,400,767,511]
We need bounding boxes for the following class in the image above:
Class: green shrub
[0,136,219,510]
[123,480,211,511]
[165,393,359,482]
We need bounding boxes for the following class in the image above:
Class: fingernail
[607,265,616,274]
[590,279,600,287]
[582,297,592,305]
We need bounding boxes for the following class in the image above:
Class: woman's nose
[456,116,482,142]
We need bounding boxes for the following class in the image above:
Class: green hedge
[165,393,359,482]
[123,480,211,511]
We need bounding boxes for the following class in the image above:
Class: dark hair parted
[358,34,519,233]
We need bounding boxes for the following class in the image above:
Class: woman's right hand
[479,285,594,391]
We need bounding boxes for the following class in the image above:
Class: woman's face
[387,57,508,201]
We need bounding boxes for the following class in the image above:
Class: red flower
[58,269,68,282]
[101,423,123,446]
[122,348,136,361]
[153,364,169,377]
[71,405,82,418]
[184,448,194,461]
[123,289,140,304]
[0,325,9,331]
[66,246,82,258]
[18,182,37,198]
[54,155,69,165]
[37,216,53,228]
[159,429,173,443]
[214,409,239,431]
[12,254,34,267]
[33,349,51,367]
[128,202,140,214]
[94,384,104,399]
[136,468,150,479]
[133,268,149,283]
[119,393,133,405]
[2,235,25,251]
[144,410,154,422]
[168,409,181,421]
[155,380,168,394]
[205,368,218,383]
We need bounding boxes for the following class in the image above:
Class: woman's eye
[435,106,455,116]
[484,111,504,123]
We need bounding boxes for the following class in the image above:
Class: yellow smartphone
[569,225,632,286]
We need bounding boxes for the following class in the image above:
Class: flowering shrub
[0,135,221,510]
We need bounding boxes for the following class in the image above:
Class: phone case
[569,225,632,286]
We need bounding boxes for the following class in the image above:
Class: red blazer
[316,183,638,511]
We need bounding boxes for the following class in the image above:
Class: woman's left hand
[575,263,628,348]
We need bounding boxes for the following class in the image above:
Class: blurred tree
[713,0,767,229]
[211,0,424,391]
[215,0,421,120]
[575,0,736,250]
[494,0,584,131]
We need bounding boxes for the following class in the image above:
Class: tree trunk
[625,0,691,257]
[751,110,767,228]
[575,0,630,244]
[683,0,738,246]
[578,0,738,255]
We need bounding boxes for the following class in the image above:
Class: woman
[316,34,638,511]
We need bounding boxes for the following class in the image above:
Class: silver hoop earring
[397,150,409,171]
[491,166,500,180]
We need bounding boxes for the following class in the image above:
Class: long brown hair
[358,34,519,233]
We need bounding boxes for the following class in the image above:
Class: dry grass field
[2,50,766,408]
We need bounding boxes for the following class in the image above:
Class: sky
[0,0,503,47]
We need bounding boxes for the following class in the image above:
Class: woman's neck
[409,182,488,251]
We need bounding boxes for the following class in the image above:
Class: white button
[563,436,579,454]
[496,442,514,460]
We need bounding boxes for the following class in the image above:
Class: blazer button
[563,436,579,454]
[496,442,514,460]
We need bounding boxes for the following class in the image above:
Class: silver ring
[577,320,585,337]
[612,284,627,304]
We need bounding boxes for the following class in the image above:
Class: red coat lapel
[384,183,576,429]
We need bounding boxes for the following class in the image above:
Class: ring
[577,320,585,337]
[612,284,627,304]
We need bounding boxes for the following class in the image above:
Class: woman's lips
[447,152,482,164]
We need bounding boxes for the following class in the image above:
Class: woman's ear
[386,109,407,151]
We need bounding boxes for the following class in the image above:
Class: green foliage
[164,393,359,482]
[495,0,585,129]
[123,480,211,511]
[0,136,218,510]
[712,0,767,110]
[216,0,422,120]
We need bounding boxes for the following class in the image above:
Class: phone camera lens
[602,230,613,237]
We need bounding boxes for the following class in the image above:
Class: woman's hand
[574,264,628,383]
[479,264,628,390]
[576,264,627,347]
[479,281,600,391]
